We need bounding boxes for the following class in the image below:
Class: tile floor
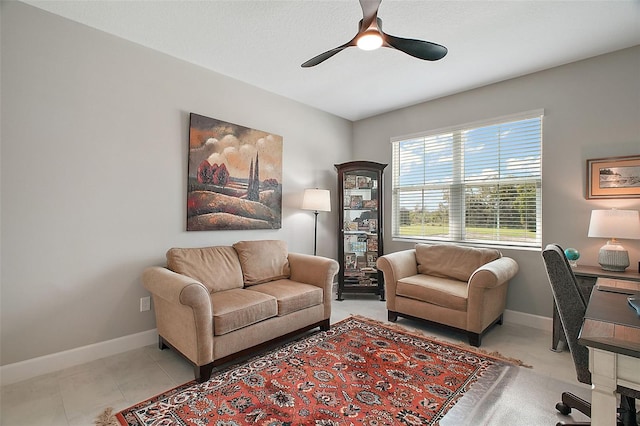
[1,295,591,425]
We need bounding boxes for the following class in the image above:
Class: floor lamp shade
[302,189,331,212]
[302,189,331,255]
[587,209,640,271]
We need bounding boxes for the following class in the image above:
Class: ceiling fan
[301,0,448,68]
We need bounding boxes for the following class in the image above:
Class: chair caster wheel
[556,402,571,415]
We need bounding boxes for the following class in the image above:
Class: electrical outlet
[140,296,151,312]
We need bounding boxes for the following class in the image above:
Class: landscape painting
[587,155,640,199]
[187,113,283,230]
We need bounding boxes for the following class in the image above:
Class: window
[391,110,542,248]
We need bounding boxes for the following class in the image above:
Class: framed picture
[357,176,372,189]
[344,175,357,189]
[345,253,357,270]
[187,113,283,230]
[349,195,363,209]
[587,155,640,199]
[362,199,378,209]
[366,252,378,268]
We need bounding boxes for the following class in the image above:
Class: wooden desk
[552,265,640,351]
[578,278,640,426]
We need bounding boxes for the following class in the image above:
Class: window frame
[390,110,543,250]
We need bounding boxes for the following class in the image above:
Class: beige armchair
[377,244,518,346]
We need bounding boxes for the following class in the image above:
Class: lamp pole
[313,210,319,256]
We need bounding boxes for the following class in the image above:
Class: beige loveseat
[143,240,339,382]
[377,244,518,346]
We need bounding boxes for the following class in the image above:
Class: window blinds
[391,110,543,248]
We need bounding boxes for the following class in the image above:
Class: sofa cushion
[415,244,501,282]
[210,289,277,335]
[246,279,323,316]
[233,240,291,286]
[166,246,243,293]
[396,275,468,311]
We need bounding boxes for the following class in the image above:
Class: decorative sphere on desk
[564,248,580,267]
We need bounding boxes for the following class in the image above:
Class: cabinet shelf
[335,161,387,301]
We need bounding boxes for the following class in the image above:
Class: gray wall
[0,2,351,365]
[353,46,640,318]
[2,1,639,367]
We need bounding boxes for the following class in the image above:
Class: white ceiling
[23,0,640,121]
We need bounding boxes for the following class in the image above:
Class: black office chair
[541,244,638,426]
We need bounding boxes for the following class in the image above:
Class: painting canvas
[187,113,283,230]
[587,155,640,199]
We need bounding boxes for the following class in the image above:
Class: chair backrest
[541,244,591,385]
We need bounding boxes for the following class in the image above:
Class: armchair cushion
[415,244,501,282]
[166,246,243,293]
[233,240,291,285]
[396,275,468,311]
[210,289,277,335]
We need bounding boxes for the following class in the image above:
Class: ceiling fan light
[357,31,383,51]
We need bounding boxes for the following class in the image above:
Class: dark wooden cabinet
[551,265,640,351]
[335,161,386,301]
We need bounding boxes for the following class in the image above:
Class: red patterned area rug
[97,316,524,426]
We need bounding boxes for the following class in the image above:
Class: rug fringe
[94,407,120,426]
[346,314,532,368]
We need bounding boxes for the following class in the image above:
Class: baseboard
[503,309,552,331]
[0,329,158,386]
[1,309,551,387]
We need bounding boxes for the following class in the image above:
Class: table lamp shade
[302,189,331,212]
[588,209,640,271]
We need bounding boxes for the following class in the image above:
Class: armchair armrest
[376,250,419,310]
[466,256,518,334]
[468,257,519,289]
[376,249,419,283]
[288,253,339,318]
[142,266,213,365]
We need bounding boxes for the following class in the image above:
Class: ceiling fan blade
[301,42,352,68]
[383,32,448,61]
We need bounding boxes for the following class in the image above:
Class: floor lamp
[302,188,331,255]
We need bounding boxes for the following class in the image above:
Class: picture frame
[187,113,283,230]
[362,199,378,209]
[586,155,640,199]
[366,252,378,268]
[357,176,372,189]
[344,175,357,189]
[349,195,363,209]
[367,236,378,252]
[345,253,357,270]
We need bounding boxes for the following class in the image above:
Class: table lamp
[302,188,331,255]
[587,209,640,272]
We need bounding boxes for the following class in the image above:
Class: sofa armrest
[142,266,213,366]
[143,267,209,306]
[288,253,339,318]
[468,257,519,289]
